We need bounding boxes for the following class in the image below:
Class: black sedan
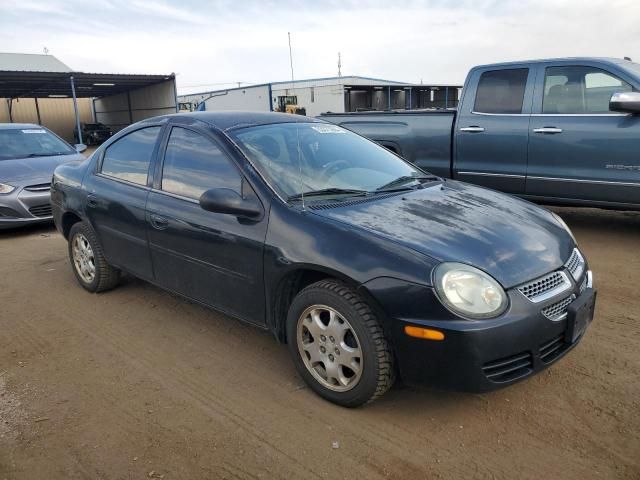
[51,112,596,407]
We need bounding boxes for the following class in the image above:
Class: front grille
[542,294,575,321]
[565,248,585,281]
[482,351,533,383]
[517,270,571,303]
[28,204,52,217]
[24,183,51,192]
[579,275,588,294]
[539,334,566,363]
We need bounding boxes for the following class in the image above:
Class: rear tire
[287,279,395,407]
[68,221,120,292]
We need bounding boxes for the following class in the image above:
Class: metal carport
[0,53,177,144]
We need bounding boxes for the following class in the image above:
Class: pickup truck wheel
[287,280,395,407]
[68,222,120,293]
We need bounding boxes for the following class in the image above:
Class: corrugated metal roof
[0,52,72,73]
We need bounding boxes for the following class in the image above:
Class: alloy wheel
[72,233,96,284]
[296,304,363,392]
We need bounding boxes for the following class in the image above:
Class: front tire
[287,280,395,407]
[68,221,120,292]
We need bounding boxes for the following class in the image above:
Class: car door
[83,125,163,280]
[527,62,640,205]
[145,122,268,325]
[454,66,535,194]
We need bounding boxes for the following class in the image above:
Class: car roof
[473,57,630,69]
[0,123,44,130]
[142,111,324,132]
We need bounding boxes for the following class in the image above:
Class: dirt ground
[0,206,639,480]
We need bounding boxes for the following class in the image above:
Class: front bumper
[0,183,53,229]
[365,268,595,392]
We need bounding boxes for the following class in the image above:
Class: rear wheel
[287,280,395,407]
[68,222,120,292]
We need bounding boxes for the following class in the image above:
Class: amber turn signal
[404,325,445,341]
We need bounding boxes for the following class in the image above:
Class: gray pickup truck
[322,57,640,209]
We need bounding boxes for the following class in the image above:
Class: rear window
[474,68,529,114]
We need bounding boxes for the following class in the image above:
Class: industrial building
[0,52,178,142]
[179,76,462,116]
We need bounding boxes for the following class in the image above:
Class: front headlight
[552,212,576,243]
[434,263,508,319]
[0,183,16,195]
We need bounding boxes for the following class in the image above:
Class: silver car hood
[0,153,85,184]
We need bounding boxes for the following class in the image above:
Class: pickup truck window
[161,126,241,200]
[473,68,528,114]
[542,66,633,114]
[100,127,161,185]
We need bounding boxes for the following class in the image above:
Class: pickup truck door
[145,122,268,325]
[454,66,535,194]
[527,62,640,206]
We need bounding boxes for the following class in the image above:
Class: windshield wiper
[375,174,439,192]
[17,152,71,159]
[287,188,368,202]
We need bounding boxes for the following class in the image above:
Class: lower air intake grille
[482,351,533,383]
[542,295,575,321]
[29,204,52,217]
[539,334,566,363]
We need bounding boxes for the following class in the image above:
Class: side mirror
[75,144,87,153]
[199,188,262,219]
[609,91,640,114]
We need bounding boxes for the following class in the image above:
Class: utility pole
[338,52,342,77]
[288,32,294,82]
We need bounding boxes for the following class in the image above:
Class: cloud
[0,0,638,95]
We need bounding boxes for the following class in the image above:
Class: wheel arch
[268,265,388,344]
[61,211,83,239]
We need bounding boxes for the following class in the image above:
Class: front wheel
[68,221,120,292]
[287,280,395,407]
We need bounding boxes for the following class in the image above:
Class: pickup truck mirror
[609,91,640,114]
[199,188,262,219]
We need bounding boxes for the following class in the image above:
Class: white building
[179,76,461,116]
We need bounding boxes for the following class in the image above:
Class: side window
[161,127,242,200]
[101,127,161,185]
[543,66,633,114]
[474,68,529,114]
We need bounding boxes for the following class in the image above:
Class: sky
[1,0,639,95]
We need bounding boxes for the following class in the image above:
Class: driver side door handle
[533,127,563,134]
[150,213,169,230]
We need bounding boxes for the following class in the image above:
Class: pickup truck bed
[320,110,455,179]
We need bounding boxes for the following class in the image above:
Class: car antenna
[296,124,305,210]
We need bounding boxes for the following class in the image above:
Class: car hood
[0,153,85,183]
[309,181,574,288]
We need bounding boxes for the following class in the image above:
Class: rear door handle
[533,127,563,134]
[150,214,169,230]
[459,126,485,133]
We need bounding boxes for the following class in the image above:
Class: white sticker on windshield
[311,125,346,134]
[21,129,46,134]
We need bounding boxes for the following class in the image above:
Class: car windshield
[231,122,434,200]
[0,128,75,160]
